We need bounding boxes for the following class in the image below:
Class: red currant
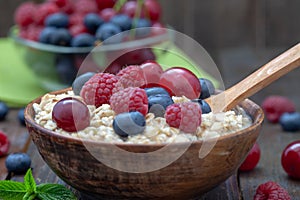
[281,140,300,179]
[0,130,10,157]
[140,61,163,85]
[239,142,261,171]
[52,97,90,132]
[159,67,201,99]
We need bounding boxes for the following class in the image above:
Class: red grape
[140,61,163,85]
[281,140,300,179]
[239,142,261,171]
[159,67,201,99]
[144,0,161,22]
[52,97,90,132]
[99,8,116,21]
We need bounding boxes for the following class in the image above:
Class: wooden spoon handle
[207,43,300,113]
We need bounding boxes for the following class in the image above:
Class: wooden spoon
[206,43,300,113]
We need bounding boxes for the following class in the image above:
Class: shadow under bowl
[24,88,264,200]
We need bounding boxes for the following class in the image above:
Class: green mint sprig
[0,169,77,200]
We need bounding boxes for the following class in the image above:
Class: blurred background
[1,0,300,102]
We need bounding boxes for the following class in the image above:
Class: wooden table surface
[0,46,300,199]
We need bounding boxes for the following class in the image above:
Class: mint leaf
[0,180,26,200]
[24,169,36,194]
[36,184,77,200]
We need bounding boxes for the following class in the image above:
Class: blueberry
[0,101,9,121]
[144,87,169,97]
[113,112,146,137]
[148,94,174,117]
[5,153,31,174]
[84,13,104,33]
[17,108,26,126]
[192,99,211,114]
[134,18,151,38]
[95,22,122,44]
[279,112,300,132]
[110,14,132,31]
[71,33,96,47]
[49,28,72,46]
[72,72,96,95]
[45,12,69,28]
[199,78,215,99]
[55,55,77,85]
[39,27,57,44]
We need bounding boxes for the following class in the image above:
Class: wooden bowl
[24,88,264,200]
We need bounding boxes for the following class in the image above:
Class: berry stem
[130,0,144,39]
[113,0,127,12]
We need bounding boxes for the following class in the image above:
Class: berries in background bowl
[239,142,261,171]
[281,140,300,179]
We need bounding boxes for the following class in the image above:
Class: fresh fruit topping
[192,99,211,114]
[45,12,69,28]
[52,97,90,132]
[84,13,104,33]
[165,102,202,133]
[55,55,77,85]
[0,131,10,157]
[116,65,146,88]
[14,2,36,28]
[279,112,300,132]
[140,61,163,85]
[110,87,148,116]
[17,108,26,126]
[72,72,96,95]
[144,87,169,97]
[5,153,31,174]
[159,67,201,99]
[70,33,96,47]
[148,94,174,117]
[0,101,9,121]
[254,181,291,200]
[110,14,132,31]
[113,111,146,137]
[95,22,122,43]
[239,142,261,171]
[199,78,215,99]
[281,140,300,179]
[261,96,295,123]
[80,73,121,107]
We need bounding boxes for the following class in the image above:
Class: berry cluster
[53,61,215,136]
[14,0,164,47]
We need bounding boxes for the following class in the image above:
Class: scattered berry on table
[70,33,96,47]
[199,78,215,99]
[45,12,69,28]
[5,153,31,174]
[279,112,300,132]
[80,73,121,107]
[95,22,122,43]
[148,94,174,117]
[17,108,26,126]
[140,61,163,85]
[165,102,202,133]
[159,67,201,100]
[113,111,146,137]
[261,95,295,123]
[239,142,260,171]
[253,181,291,200]
[52,97,90,132]
[84,13,104,33]
[281,140,300,179]
[116,65,146,88]
[0,131,10,157]
[72,72,96,95]
[0,101,9,121]
[144,87,170,97]
[110,87,148,116]
[192,99,211,114]
[110,14,132,31]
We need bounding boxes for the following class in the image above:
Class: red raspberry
[254,181,291,200]
[165,102,202,133]
[0,130,10,157]
[35,2,59,25]
[74,0,98,14]
[14,2,36,28]
[25,25,43,41]
[80,73,122,107]
[262,96,295,123]
[109,87,148,116]
[116,65,146,88]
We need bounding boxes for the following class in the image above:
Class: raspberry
[261,96,295,123]
[25,25,43,41]
[116,65,146,88]
[109,87,148,116]
[0,130,10,157]
[80,73,121,107]
[35,2,59,25]
[165,102,202,133]
[14,2,36,27]
[254,181,291,200]
[74,0,98,14]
